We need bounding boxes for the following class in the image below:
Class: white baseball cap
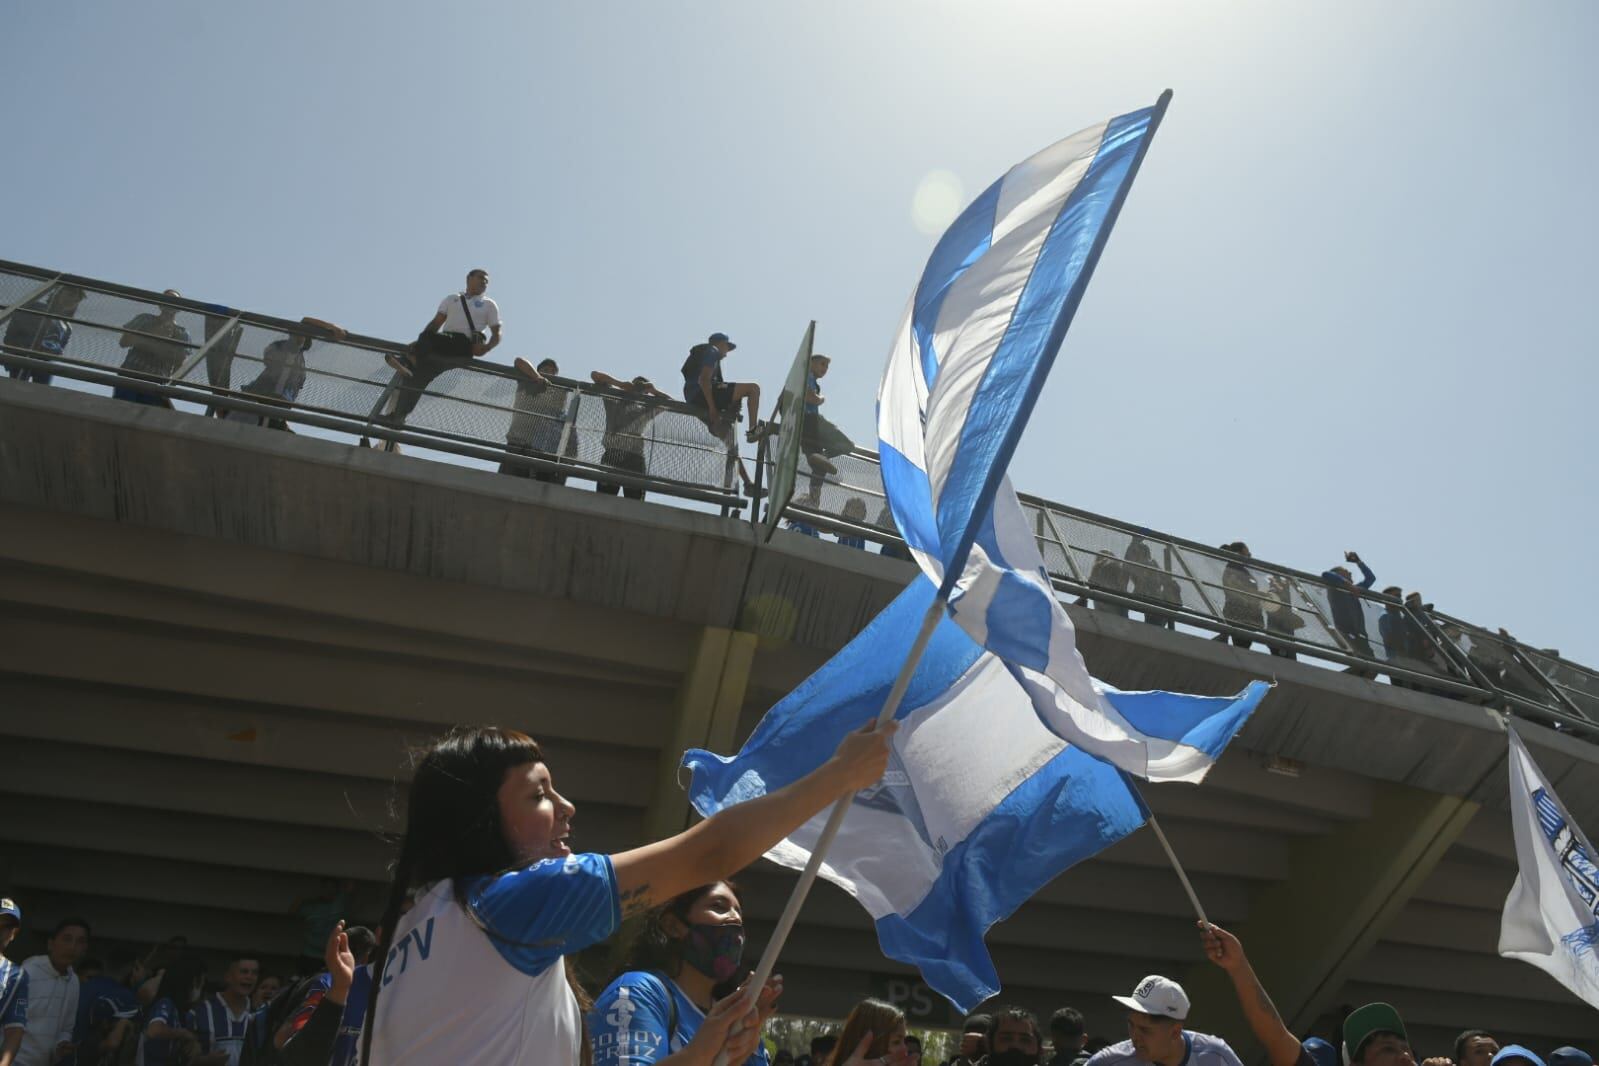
[1113,975,1190,1020]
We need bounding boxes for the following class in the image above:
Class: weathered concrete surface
[2,378,1595,1051]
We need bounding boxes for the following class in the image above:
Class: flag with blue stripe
[683,577,1261,1012]
[875,93,1263,781]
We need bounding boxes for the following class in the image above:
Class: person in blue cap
[1489,1047,1547,1066]
[681,332,764,442]
[0,898,27,1066]
[1548,1049,1594,1066]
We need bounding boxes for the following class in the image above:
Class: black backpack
[239,974,326,1066]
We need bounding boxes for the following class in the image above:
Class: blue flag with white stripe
[875,93,1266,782]
[683,577,1261,1012]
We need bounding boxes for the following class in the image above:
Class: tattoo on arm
[1253,978,1284,1025]
[619,884,651,918]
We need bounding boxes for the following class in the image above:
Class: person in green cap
[1341,1003,1414,1066]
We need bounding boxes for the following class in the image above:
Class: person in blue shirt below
[190,956,258,1066]
[836,498,869,551]
[137,955,217,1066]
[1322,550,1377,667]
[0,898,28,1066]
[360,723,893,1066]
[74,947,147,1066]
[277,922,373,1066]
[590,880,774,1065]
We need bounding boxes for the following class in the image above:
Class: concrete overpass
[1,378,1595,1054]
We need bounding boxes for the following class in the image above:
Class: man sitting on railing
[113,289,192,408]
[381,269,502,425]
[2,284,85,386]
[590,370,672,501]
[681,331,764,442]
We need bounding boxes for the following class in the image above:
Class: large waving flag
[875,93,1252,781]
[684,577,1260,1011]
[1500,726,1599,1009]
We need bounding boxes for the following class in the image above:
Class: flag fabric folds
[683,577,1262,1012]
[877,94,1259,782]
[1499,726,1599,1009]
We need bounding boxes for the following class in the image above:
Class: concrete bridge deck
[1,378,1594,1052]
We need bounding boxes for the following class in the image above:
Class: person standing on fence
[383,269,502,424]
[113,289,192,407]
[2,284,85,385]
[590,370,671,501]
[800,354,854,499]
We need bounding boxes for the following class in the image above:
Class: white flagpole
[714,596,946,1066]
[1145,811,1209,926]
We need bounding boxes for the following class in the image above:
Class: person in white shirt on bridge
[16,918,88,1066]
[1084,973,1242,1066]
[361,722,893,1066]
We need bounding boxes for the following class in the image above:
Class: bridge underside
[1,380,1594,1052]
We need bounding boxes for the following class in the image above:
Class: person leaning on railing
[223,317,347,432]
[2,284,85,386]
[112,289,192,408]
[381,268,502,424]
[590,369,672,501]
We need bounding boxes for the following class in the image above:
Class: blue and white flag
[1500,726,1599,1009]
[684,577,1261,1012]
[876,94,1251,781]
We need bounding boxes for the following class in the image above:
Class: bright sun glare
[911,169,966,235]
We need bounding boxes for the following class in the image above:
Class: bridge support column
[643,625,758,843]
[1180,783,1480,1061]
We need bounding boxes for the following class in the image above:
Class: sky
[5,1,1596,664]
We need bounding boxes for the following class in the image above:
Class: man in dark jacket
[1322,551,1376,667]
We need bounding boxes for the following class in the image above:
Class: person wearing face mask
[980,1006,1043,1066]
[589,880,775,1065]
[826,998,909,1066]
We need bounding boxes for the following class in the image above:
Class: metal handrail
[2,257,1593,739]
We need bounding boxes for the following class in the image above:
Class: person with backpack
[681,332,763,442]
[589,880,773,1065]
[382,269,503,425]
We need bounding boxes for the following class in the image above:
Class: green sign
[760,320,815,542]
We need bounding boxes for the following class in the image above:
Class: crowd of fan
[1,893,1591,1066]
[0,270,1588,701]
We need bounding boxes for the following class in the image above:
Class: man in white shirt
[383,268,503,424]
[16,918,88,1066]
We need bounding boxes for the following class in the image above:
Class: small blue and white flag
[684,577,1260,1012]
[1500,726,1599,1009]
[876,93,1254,781]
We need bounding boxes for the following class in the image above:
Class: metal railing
[3,256,1594,741]
[0,260,753,511]
[781,444,1598,739]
